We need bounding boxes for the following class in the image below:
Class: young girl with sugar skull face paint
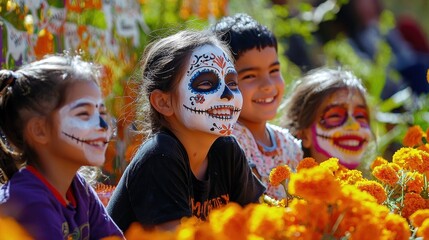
[0,54,123,239]
[176,44,242,135]
[283,68,373,169]
[107,30,265,232]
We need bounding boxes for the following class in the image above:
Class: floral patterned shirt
[232,122,303,200]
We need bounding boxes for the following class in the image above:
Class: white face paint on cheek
[176,44,243,136]
[59,98,110,166]
[312,123,371,169]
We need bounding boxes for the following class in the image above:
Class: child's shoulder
[139,130,184,152]
[0,168,51,206]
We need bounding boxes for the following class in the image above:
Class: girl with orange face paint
[283,68,373,169]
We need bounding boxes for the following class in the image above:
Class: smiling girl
[106,30,265,232]
[0,54,123,239]
[283,68,373,169]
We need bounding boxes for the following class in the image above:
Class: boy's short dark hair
[211,13,278,61]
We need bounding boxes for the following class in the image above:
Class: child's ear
[150,89,174,116]
[297,129,312,148]
[25,117,49,145]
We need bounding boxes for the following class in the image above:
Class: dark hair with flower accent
[134,29,234,136]
[0,54,100,183]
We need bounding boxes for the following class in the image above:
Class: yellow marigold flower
[392,147,429,173]
[319,157,339,174]
[403,125,425,147]
[372,164,399,186]
[356,180,387,204]
[370,156,388,170]
[392,147,413,167]
[289,167,341,203]
[0,217,33,240]
[336,169,363,185]
[405,171,424,193]
[384,213,411,240]
[247,204,284,238]
[269,165,291,186]
[389,162,401,172]
[402,192,426,219]
[417,218,429,239]
[339,185,378,204]
[296,157,318,172]
[409,209,429,228]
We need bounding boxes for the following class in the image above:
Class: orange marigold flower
[403,125,425,147]
[370,157,388,170]
[350,220,384,240]
[208,202,249,239]
[269,165,291,186]
[418,150,429,173]
[417,218,429,239]
[122,221,176,239]
[356,180,387,204]
[287,198,329,233]
[0,217,33,240]
[410,209,429,228]
[384,213,410,240]
[417,143,429,153]
[283,224,320,240]
[372,164,399,186]
[320,157,339,174]
[296,157,318,172]
[289,167,341,203]
[405,171,424,193]
[401,192,426,219]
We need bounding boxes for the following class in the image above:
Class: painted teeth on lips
[338,139,360,147]
[85,138,109,147]
[208,107,233,116]
[254,97,275,103]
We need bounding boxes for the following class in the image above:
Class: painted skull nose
[99,116,109,130]
[221,86,234,101]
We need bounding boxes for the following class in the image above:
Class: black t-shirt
[106,130,265,232]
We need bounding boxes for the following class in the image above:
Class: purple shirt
[0,166,123,240]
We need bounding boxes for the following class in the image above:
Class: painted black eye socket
[191,71,220,92]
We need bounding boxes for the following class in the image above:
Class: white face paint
[59,97,111,166]
[176,44,242,136]
[311,89,371,169]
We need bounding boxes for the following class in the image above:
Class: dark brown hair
[0,54,100,183]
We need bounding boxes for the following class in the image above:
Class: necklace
[256,127,282,157]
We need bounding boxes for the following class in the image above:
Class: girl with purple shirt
[0,54,123,239]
